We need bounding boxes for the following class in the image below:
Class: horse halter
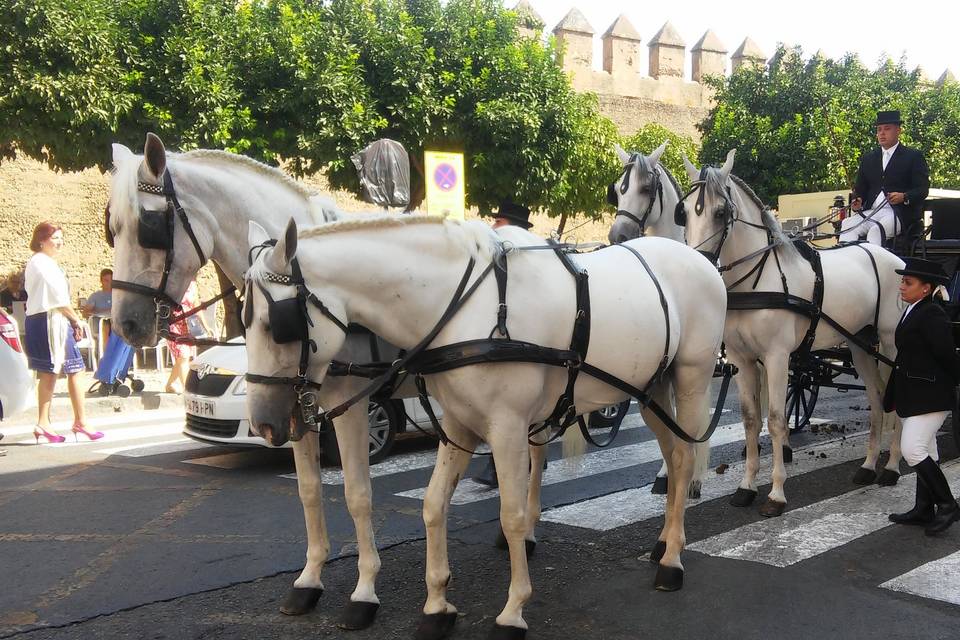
[242,240,349,428]
[105,169,208,321]
[607,154,664,234]
[676,167,737,263]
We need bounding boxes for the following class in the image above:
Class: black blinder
[268,296,308,344]
[138,206,174,250]
[674,201,687,227]
[606,182,618,206]
[104,205,115,248]
[241,281,254,332]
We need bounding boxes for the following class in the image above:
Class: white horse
[679,150,904,517]
[607,141,705,497]
[242,215,726,638]
[108,134,386,627]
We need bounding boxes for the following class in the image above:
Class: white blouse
[25,252,72,316]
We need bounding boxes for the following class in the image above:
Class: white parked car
[182,339,440,465]
[0,309,35,421]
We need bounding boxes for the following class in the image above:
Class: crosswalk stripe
[541,430,870,531]
[880,548,960,606]
[687,461,960,567]
[394,420,763,505]
[26,421,185,447]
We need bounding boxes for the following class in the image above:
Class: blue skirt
[24,312,85,374]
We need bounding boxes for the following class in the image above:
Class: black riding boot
[914,457,960,536]
[888,473,934,525]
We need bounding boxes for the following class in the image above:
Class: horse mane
[179,149,318,199]
[658,163,683,201]
[704,168,800,263]
[298,214,505,264]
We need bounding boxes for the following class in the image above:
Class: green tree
[699,45,960,202]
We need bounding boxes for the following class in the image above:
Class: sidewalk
[3,368,185,428]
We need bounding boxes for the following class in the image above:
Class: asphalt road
[2,382,960,640]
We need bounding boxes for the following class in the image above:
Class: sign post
[424,151,466,220]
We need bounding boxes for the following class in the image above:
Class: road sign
[424,151,465,220]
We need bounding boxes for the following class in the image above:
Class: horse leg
[850,346,898,485]
[652,461,670,495]
[760,351,791,517]
[523,439,547,557]
[730,357,762,507]
[654,363,712,591]
[417,418,479,640]
[283,432,328,615]
[333,400,382,629]
[639,381,677,564]
[491,421,534,636]
[651,381,676,495]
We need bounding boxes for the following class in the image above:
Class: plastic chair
[74,324,98,370]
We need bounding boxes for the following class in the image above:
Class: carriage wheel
[785,372,819,432]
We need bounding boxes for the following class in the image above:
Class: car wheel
[321,399,401,467]
[588,400,631,428]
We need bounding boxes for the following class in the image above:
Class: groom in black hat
[839,109,929,245]
[490,199,533,230]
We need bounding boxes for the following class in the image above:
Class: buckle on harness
[298,390,319,426]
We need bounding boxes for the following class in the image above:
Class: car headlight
[232,377,246,396]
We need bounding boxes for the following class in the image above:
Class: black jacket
[853,144,930,231]
[883,297,959,417]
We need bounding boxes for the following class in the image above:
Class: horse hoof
[414,612,458,640]
[494,530,536,558]
[488,623,527,639]
[852,467,877,485]
[877,469,901,486]
[729,487,757,507]
[783,446,793,464]
[339,600,380,630]
[654,564,684,591]
[649,540,667,564]
[687,481,702,500]
[651,476,669,494]
[280,587,323,616]
[759,498,786,518]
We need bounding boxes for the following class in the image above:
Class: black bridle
[241,239,350,427]
[608,153,664,234]
[106,170,209,322]
[676,167,739,265]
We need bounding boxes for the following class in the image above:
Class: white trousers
[900,411,948,466]
[838,207,898,244]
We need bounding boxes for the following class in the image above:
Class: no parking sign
[424,151,465,220]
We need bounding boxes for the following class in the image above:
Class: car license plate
[186,398,215,417]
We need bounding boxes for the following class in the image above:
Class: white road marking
[31,422,186,447]
[1,409,185,437]
[881,549,960,606]
[97,438,211,457]
[687,461,960,567]
[542,430,870,532]
[394,420,766,505]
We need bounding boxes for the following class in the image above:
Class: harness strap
[614,243,672,388]
[318,256,491,429]
[489,257,510,339]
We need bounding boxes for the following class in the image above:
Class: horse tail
[561,421,586,461]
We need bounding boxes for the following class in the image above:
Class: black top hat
[895,257,950,285]
[494,199,532,229]
[875,110,903,126]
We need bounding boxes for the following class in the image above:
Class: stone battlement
[514,2,956,139]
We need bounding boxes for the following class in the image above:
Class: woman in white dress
[23,222,104,443]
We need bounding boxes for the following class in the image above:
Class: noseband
[106,170,209,322]
[608,154,664,234]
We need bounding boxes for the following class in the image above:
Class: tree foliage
[700,45,960,203]
[0,0,698,217]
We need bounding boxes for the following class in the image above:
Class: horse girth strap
[408,339,579,375]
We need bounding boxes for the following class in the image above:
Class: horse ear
[267,218,298,272]
[613,143,631,165]
[720,149,737,178]
[143,132,166,178]
[682,154,699,182]
[647,141,668,167]
[112,143,134,168]
[248,221,271,252]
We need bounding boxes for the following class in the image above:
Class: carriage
[783,192,960,442]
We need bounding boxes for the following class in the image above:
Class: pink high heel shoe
[34,426,67,444]
[71,423,104,442]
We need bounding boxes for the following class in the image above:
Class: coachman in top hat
[839,110,930,245]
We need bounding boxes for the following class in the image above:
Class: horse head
[108,133,214,346]
[243,219,346,446]
[607,142,683,244]
[679,149,737,263]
